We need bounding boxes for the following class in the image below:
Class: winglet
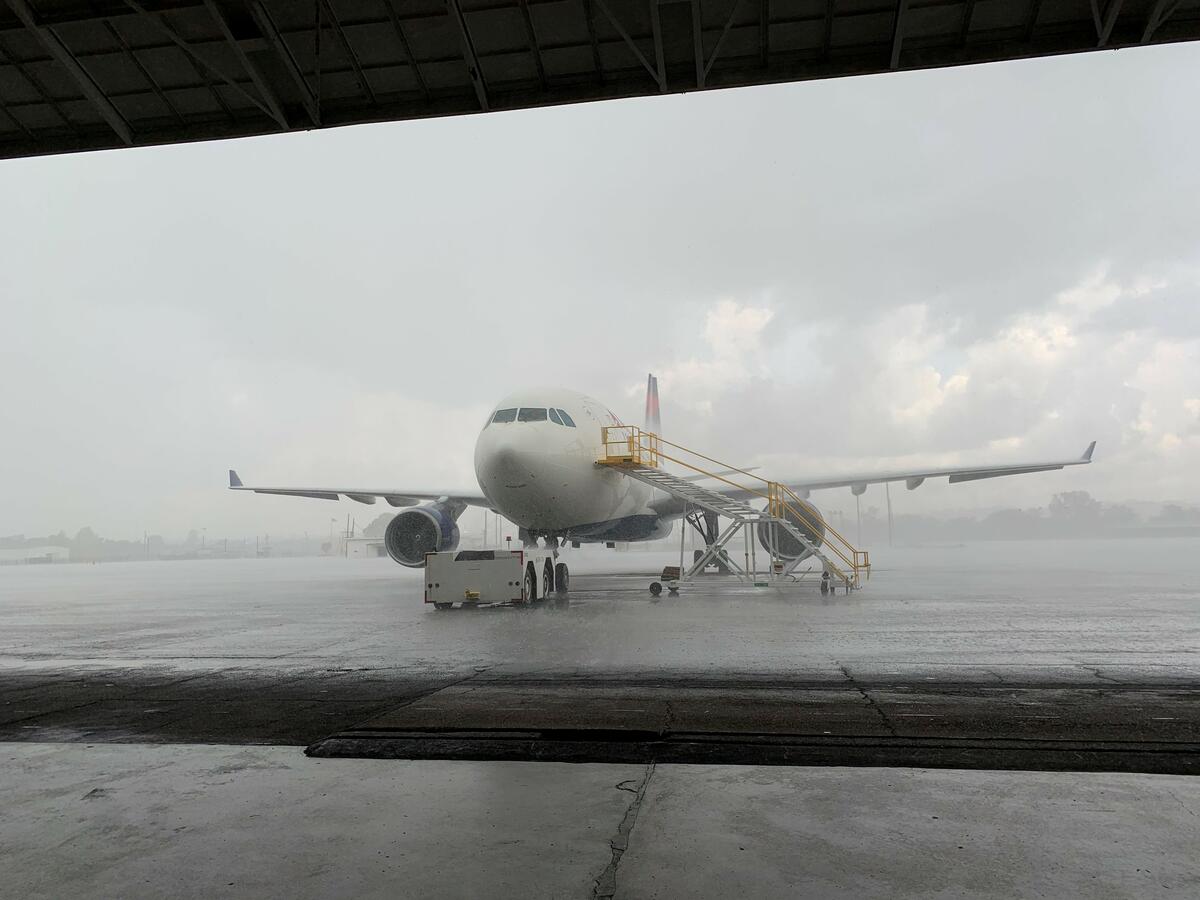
[1081,441,1096,462]
[229,469,243,488]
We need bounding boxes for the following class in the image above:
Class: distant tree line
[836,491,1200,545]
[0,527,322,562]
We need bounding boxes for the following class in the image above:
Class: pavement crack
[593,762,655,900]
[839,664,897,737]
[1165,790,1198,819]
[1082,666,1121,684]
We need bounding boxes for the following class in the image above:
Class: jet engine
[384,502,463,567]
[756,498,826,561]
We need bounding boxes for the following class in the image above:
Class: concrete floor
[2,743,1197,900]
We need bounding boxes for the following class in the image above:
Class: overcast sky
[2,42,1198,540]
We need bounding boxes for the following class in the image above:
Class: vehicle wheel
[434,602,453,611]
[555,563,569,595]
[543,560,555,595]
[649,581,662,596]
[524,566,537,604]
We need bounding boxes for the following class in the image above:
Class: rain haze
[3,19,1200,897]
[3,42,1199,542]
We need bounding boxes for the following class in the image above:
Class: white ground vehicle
[424,549,569,610]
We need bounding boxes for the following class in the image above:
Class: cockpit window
[517,407,548,422]
[556,408,576,427]
[548,408,563,426]
[491,408,518,423]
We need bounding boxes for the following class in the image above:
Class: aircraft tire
[555,563,569,595]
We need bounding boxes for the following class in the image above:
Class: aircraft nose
[476,441,537,491]
[490,447,530,487]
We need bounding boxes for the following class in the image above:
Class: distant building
[345,537,387,559]
[0,546,70,565]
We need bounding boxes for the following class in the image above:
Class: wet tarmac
[2,541,1197,773]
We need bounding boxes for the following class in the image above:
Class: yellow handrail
[599,425,870,583]
[773,482,867,567]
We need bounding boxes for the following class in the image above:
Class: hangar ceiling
[1,0,1197,160]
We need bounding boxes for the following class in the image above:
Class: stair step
[619,465,864,582]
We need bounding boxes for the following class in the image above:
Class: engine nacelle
[384,503,462,567]
[757,498,826,561]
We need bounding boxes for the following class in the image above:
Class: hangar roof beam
[650,0,666,90]
[203,0,288,129]
[381,0,427,100]
[121,0,282,125]
[583,0,603,81]
[6,0,133,144]
[517,0,547,90]
[446,0,488,110]
[959,0,976,44]
[1092,0,1126,47]
[703,0,747,85]
[102,17,185,126]
[822,0,834,58]
[0,34,76,133]
[5,0,1200,160]
[0,82,34,140]
[248,0,320,125]
[319,0,375,106]
[1144,0,1183,41]
[594,0,662,88]
[890,0,908,69]
[1023,0,1042,42]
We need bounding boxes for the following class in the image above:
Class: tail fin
[644,373,662,435]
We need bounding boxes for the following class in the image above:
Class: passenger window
[548,408,563,426]
[491,408,517,423]
[556,409,576,427]
[517,408,548,422]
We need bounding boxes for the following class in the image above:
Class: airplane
[229,375,1096,569]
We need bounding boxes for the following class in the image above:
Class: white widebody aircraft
[230,375,1095,568]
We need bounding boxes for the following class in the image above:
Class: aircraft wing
[778,442,1097,495]
[227,470,492,508]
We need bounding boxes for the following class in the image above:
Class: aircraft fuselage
[472,389,669,542]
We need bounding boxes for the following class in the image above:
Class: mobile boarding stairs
[597,427,870,592]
